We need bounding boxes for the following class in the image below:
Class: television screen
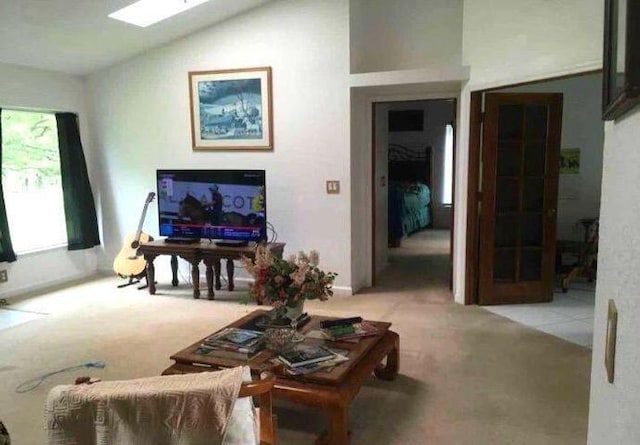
[156,170,266,242]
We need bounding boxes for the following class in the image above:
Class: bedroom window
[1,110,67,253]
[443,123,454,205]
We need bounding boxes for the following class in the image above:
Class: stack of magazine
[276,344,349,376]
[195,328,265,360]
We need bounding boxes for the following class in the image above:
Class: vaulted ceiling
[0,0,272,76]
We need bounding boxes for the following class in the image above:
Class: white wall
[500,73,604,241]
[349,0,463,74]
[0,62,99,299]
[588,109,640,444]
[453,0,604,304]
[87,0,352,290]
[350,88,370,291]
[387,100,455,229]
[462,0,603,88]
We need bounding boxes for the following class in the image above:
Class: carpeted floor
[0,233,591,444]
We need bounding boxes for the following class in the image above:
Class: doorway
[371,99,456,292]
[467,72,604,347]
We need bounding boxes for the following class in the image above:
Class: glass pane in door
[497,141,521,176]
[523,178,544,211]
[524,140,546,176]
[498,105,524,139]
[495,215,518,247]
[525,104,548,139]
[494,248,516,282]
[496,178,519,212]
[520,214,543,247]
[520,249,542,281]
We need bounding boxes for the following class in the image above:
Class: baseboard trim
[331,286,353,296]
[0,271,107,302]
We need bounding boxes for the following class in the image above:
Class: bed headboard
[388,143,432,186]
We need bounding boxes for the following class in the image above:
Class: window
[1,110,67,253]
[442,123,454,205]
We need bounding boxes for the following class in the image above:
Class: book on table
[323,321,379,341]
[284,348,350,375]
[277,344,337,368]
[325,324,356,337]
[244,311,312,331]
[197,328,265,359]
[195,343,263,360]
[204,328,263,347]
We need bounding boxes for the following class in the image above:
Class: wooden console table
[138,240,285,300]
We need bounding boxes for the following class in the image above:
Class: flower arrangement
[242,247,337,311]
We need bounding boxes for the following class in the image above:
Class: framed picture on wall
[388,110,424,132]
[602,0,640,120]
[189,67,273,150]
[560,148,580,174]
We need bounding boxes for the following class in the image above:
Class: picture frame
[559,148,580,174]
[189,67,273,150]
[602,0,640,120]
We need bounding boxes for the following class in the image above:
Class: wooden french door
[478,93,563,305]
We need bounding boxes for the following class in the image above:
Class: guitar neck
[134,204,150,242]
[133,193,155,243]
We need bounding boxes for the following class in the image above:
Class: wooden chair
[72,365,277,445]
[162,363,277,445]
[557,218,599,292]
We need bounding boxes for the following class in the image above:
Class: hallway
[379,229,452,302]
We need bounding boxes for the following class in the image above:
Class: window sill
[16,243,68,258]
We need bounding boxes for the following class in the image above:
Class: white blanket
[45,366,246,445]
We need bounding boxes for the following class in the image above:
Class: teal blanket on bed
[388,182,431,243]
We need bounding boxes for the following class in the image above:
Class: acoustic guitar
[113,192,155,279]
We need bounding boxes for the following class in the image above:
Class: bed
[388,182,431,246]
[387,144,432,246]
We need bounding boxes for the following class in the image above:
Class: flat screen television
[156,169,266,244]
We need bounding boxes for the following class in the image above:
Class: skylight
[109,0,211,28]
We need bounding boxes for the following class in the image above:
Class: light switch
[326,180,340,194]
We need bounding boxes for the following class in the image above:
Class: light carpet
[0,232,590,444]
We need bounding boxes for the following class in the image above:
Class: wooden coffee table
[163,310,400,445]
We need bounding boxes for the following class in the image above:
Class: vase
[283,299,305,322]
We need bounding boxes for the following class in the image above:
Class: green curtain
[56,113,100,251]
[0,109,16,262]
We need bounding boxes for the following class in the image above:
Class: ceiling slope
[0,0,271,75]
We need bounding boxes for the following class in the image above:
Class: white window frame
[442,123,454,206]
[0,107,68,255]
